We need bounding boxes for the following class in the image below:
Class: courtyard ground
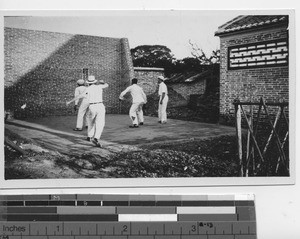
[5,114,239,179]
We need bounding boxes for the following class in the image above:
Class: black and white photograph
[1,10,295,187]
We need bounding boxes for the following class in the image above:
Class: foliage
[189,40,220,65]
[131,44,220,76]
[172,57,203,73]
[131,45,176,75]
[131,45,175,64]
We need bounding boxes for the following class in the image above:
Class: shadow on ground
[5,114,238,179]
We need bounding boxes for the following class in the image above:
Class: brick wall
[4,27,133,118]
[134,67,164,95]
[218,27,289,125]
[168,80,206,103]
[119,38,135,114]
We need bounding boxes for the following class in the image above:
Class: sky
[4,11,238,59]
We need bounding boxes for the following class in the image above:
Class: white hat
[77,79,85,85]
[98,79,105,84]
[158,76,166,81]
[87,75,97,84]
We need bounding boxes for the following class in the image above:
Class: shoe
[92,138,102,147]
[139,122,144,125]
[158,121,161,123]
[129,124,139,128]
[73,128,82,131]
[87,137,91,142]
[161,121,167,124]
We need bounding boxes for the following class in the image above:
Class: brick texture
[119,38,135,114]
[4,27,134,119]
[133,67,164,95]
[169,80,206,103]
[218,27,289,125]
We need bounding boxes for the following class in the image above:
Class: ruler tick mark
[0,194,256,238]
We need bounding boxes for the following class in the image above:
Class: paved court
[5,114,236,156]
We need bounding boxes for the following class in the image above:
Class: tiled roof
[215,15,288,36]
[166,70,212,84]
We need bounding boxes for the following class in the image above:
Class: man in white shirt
[67,75,108,147]
[157,76,169,124]
[119,78,147,128]
[73,79,89,131]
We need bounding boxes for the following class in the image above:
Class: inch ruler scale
[0,194,257,239]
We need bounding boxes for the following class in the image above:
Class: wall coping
[134,67,165,72]
[5,27,123,41]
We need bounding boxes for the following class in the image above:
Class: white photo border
[0,9,296,189]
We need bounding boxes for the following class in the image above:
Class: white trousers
[87,103,106,140]
[76,99,89,129]
[129,102,144,125]
[158,95,169,122]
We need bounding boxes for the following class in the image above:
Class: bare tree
[189,40,220,65]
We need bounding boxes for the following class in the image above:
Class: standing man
[73,79,89,131]
[119,78,147,128]
[67,75,108,147]
[157,75,168,124]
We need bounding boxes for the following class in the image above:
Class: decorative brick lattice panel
[228,39,288,70]
[218,27,289,126]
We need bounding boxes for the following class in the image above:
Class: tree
[189,40,220,65]
[130,44,220,76]
[131,45,175,65]
[173,57,202,73]
[131,45,176,76]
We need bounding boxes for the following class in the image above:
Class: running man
[119,78,147,128]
